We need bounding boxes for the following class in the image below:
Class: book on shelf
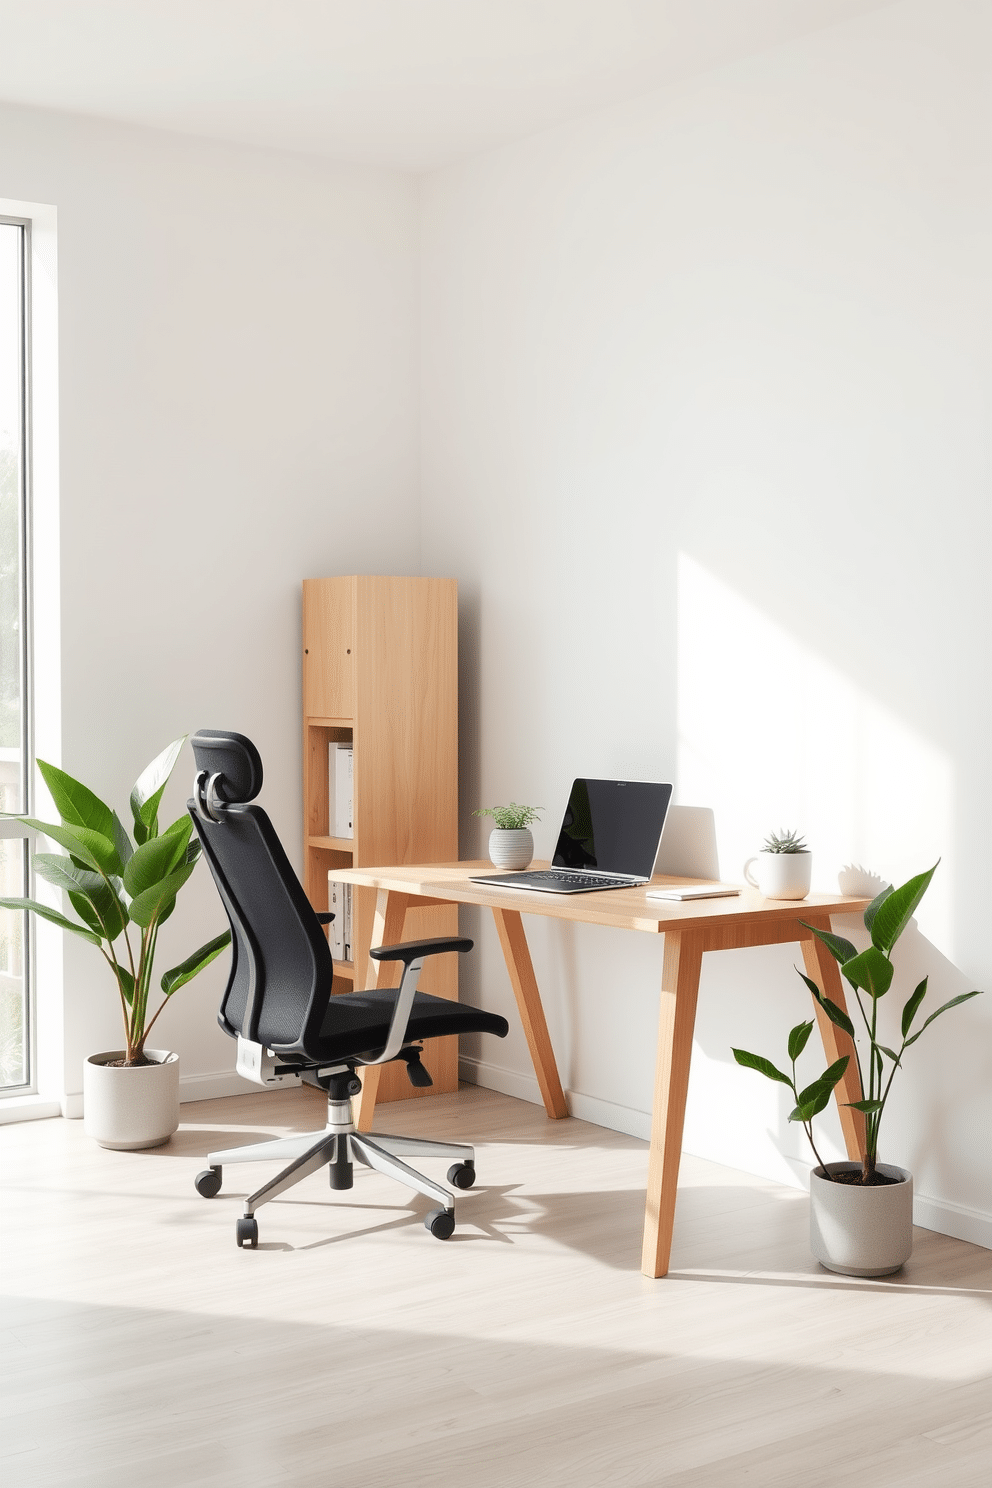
[327,879,353,962]
[327,742,354,838]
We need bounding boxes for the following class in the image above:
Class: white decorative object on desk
[744,827,811,900]
[488,828,534,870]
[473,802,542,871]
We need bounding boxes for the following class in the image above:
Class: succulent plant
[762,827,808,855]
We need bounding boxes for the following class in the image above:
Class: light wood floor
[3,1085,990,1487]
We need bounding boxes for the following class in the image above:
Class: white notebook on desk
[646,884,740,901]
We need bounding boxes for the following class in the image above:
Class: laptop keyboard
[522,871,633,889]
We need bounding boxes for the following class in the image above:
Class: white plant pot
[489,828,534,870]
[83,1049,180,1150]
[810,1161,913,1277]
[743,850,812,900]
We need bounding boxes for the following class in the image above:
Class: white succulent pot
[810,1161,913,1277]
[83,1049,180,1150]
[488,828,534,870]
[743,850,812,900]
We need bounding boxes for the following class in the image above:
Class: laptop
[470,778,673,894]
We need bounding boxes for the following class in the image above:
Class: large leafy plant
[0,738,230,1065]
[733,864,982,1184]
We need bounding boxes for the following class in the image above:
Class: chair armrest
[361,937,474,1067]
[369,935,472,964]
[315,911,335,925]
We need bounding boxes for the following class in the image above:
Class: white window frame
[0,198,61,1120]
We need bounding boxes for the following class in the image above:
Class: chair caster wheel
[195,1167,222,1198]
[236,1216,259,1248]
[447,1162,475,1190]
[425,1207,455,1240]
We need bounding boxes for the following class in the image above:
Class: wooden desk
[334,861,871,1278]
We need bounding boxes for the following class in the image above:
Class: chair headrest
[190,730,264,804]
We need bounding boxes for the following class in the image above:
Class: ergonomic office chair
[187,729,508,1248]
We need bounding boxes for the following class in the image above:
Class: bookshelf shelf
[302,575,459,1102]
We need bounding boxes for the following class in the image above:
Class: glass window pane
[0,222,24,813]
[0,837,27,1089]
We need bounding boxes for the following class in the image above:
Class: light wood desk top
[336,860,871,1277]
[335,860,867,935]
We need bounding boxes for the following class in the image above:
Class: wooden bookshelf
[301,575,460,1103]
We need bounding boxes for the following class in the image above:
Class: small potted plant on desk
[474,803,543,870]
[732,863,982,1275]
[744,828,812,900]
[0,739,230,1149]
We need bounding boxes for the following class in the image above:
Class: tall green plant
[0,738,230,1064]
[734,864,982,1184]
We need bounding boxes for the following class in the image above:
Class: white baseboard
[179,1069,257,1103]
[459,1055,991,1250]
[912,1192,992,1249]
[51,1069,259,1124]
[0,1094,63,1124]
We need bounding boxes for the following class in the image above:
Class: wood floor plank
[2,1085,989,1487]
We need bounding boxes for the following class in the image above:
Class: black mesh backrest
[188,730,332,1057]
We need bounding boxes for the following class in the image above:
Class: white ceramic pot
[810,1161,913,1276]
[743,851,812,900]
[83,1049,180,1150]
[489,828,534,870]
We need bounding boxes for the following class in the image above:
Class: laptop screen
[551,779,673,878]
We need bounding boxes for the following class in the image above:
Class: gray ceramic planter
[488,828,534,870]
[810,1161,913,1276]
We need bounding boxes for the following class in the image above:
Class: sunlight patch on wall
[676,554,953,952]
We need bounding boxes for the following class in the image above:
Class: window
[0,219,31,1093]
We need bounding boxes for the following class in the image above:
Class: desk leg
[800,919,867,1163]
[491,907,569,1120]
[642,929,704,1279]
[353,890,413,1133]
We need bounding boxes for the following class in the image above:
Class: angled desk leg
[354,890,413,1132]
[491,907,570,1120]
[800,917,867,1163]
[642,928,705,1279]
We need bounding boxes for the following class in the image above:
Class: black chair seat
[316,988,509,1063]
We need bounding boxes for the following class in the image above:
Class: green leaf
[36,758,117,842]
[846,1098,883,1113]
[18,816,121,875]
[127,861,196,927]
[863,885,893,938]
[791,1092,831,1122]
[112,811,134,868]
[869,864,938,953]
[160,931,232,996]
[901,977,928,1038]
[788,1020,814,1062]
[797,971,856,1036]
[731,1048,793,1086]
[876,1045,902,1065]
[117,966,135,1006]
[842,945,894,999]
[33,855,129,943]
[123,816,193,898]
[796,1056,849,1107]
[0,895,102,946]
[130,738,186,845]
[799,923,859,965]
[904,990,983,1047]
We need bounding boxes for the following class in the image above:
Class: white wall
[421,0,992,1244]
[0,102,421,1107]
